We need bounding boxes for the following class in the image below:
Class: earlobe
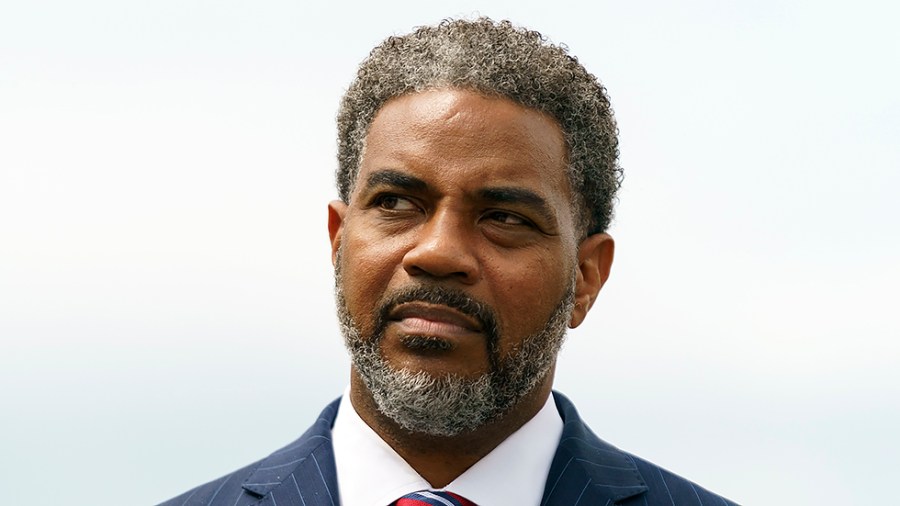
[327,200,348,265]
[569,233,615,328]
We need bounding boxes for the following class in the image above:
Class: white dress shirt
[332,387,564,506]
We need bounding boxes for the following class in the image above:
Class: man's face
[329,88,600,435]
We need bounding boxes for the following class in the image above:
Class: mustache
[375,285,500,353]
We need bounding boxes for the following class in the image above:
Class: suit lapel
[541,392,649,506]
[240,399,341,506]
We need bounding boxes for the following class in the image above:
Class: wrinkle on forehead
[363,89,568,186]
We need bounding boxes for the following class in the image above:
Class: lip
[388,302,483,337]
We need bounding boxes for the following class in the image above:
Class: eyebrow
[364,169,428,192]
[478,187,557,225]
[362,169,559,226]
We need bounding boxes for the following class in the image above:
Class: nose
[402,209,480,284]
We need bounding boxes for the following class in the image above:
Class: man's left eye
[485,211,530,226]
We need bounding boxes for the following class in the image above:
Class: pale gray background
[1,1,898,504]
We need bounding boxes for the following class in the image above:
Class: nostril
[400,213,481,283]
[401,244,479,283]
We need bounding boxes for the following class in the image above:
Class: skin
[328,88,614,486]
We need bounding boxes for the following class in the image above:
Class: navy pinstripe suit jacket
[159,392,738,505]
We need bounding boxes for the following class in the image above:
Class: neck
[349,369,554,488]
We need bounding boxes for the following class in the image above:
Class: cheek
[338,226,407,329]
[487,252,573,343]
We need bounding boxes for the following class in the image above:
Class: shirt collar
[331,387,563,506]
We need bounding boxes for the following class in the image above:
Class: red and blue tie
[393,490,477,506]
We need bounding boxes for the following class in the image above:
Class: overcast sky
[1,1,898,504]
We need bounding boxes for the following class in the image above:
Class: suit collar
[541,392,648,505]
[237,393,648,506]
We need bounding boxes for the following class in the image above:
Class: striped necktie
[393,490,477,506]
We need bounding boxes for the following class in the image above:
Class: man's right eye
[374,194,418,211]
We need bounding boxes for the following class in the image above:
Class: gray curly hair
[336,18,622,235]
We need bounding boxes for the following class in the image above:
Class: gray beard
[335,261,575,437]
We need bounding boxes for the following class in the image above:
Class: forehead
[358,88,570,199]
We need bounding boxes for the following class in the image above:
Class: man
[161,18,738,506]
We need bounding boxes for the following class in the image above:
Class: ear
[569,233,615,328]
[327,200,348,265]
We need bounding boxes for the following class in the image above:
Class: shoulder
[156,399,340,506]
[550,392,740,506]
[620,454,741,506]
[158,460,262,506]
